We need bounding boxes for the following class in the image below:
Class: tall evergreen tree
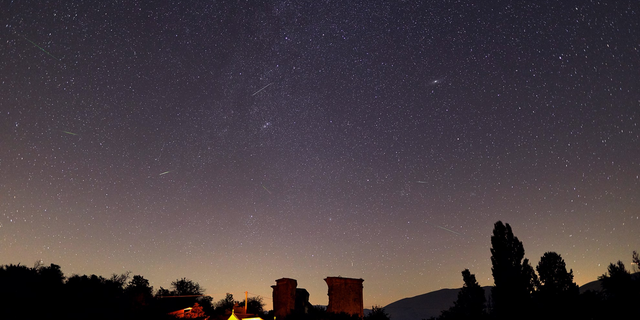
[489,221,534,319]
[535,252,578,320]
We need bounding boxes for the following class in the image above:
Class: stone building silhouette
[272,276,363,319]
[272,278,297,319]
[325,277,364,317]
[271,278,312,319]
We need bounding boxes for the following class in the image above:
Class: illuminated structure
[228,309,264,320]
[325,277,364,317]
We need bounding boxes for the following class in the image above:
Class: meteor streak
[436,225,462,236]
[262,185,272,194]
[159,171,171,176]
[23,37,59,60]
[251,83,273,96]
[62,131,77,136]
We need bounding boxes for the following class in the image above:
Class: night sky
[1,0,639,308]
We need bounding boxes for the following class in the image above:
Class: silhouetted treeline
[4,221,636,320]
[0,262,262,320]
[0,263,158,319]
[431,221,640,320]
[0,260,386,320]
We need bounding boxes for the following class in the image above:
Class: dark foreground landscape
[2,221,638,320]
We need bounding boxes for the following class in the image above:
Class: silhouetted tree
[365,305,390,320]
[239,295,266,315]
[535,252,578,320]
[161,278,213,316]
[439,269,486,320]
[36,263,66,316]
[632,250,639,273]
[64,273,130,320]
[172,277,204,296]
[215,293,238,315]
[597,260,637,318]
[125,275,154,313]
[599,261,632,300]
[199,295,215,316]
[0,262,73,319]
[0,263,43,319]
[489,221,535,320]
[36,262,65,286]
[537,252,578,295]
[522,258,539,295]
[156,286,173,297]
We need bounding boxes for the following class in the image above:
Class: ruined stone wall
[325,277,364,317]
[272,278,297,319]
[295,288,311,314]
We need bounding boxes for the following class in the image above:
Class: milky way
[1,1,639,307]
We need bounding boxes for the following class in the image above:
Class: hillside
[383,287,492,320]
[579,279,602,294]
[578,272,639,294]
[383,277,618,320]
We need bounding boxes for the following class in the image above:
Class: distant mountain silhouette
[579,278,603,294]
[383,287,492,320]
[383,276,634,320]
[578,272,639,294]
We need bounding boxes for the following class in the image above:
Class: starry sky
[1,0,639,308]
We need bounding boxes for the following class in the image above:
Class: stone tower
[272,278,297,319]
[325,277,364,317]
